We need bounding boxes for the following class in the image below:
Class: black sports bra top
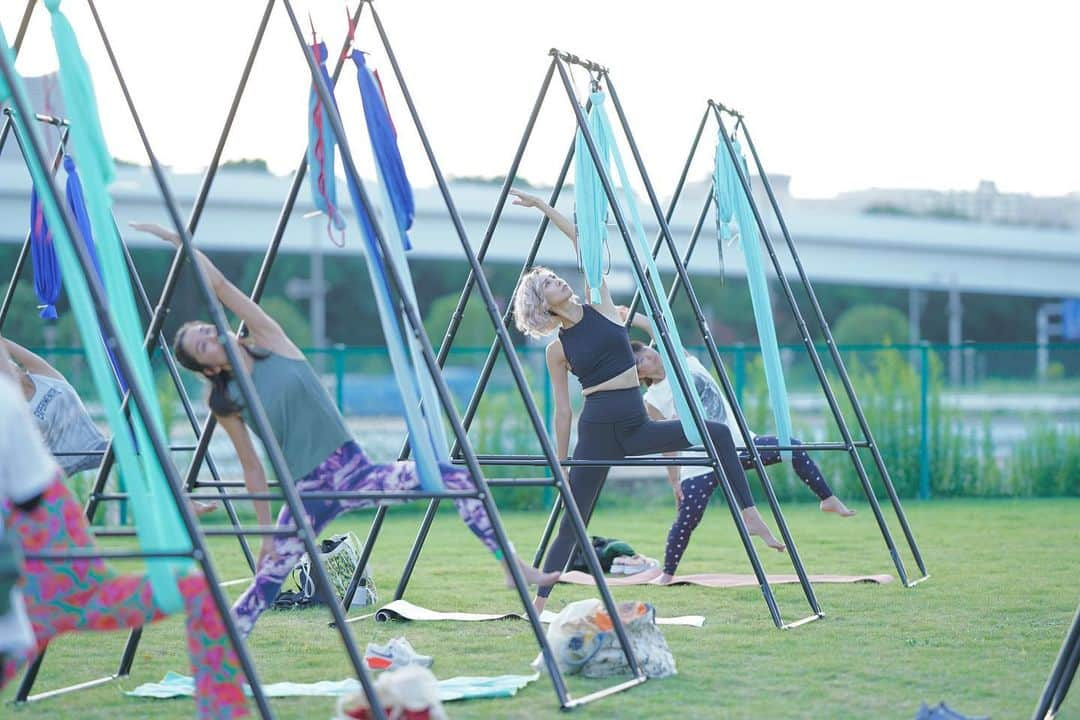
[558,305,636,388]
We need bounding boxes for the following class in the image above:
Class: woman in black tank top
[509,190,784,611]
[133,222,560,638]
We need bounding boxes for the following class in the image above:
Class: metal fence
[28,341,1080,501]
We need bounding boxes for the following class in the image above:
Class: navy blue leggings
[664,435,833,575]
[537,388,755,598]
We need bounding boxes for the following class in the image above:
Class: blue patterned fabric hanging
[306,41,346,246]
[29,188,62,319]
[320,47,444,492]
[64,154,127,392]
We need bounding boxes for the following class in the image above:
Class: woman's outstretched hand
[129,221,180,247]
[509,188,544,209]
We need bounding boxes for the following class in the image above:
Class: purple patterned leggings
[232,441,497,637]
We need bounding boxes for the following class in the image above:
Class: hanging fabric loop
[574,93,707,445]
[349,48,446,490]
[714,133,793,459]
[306,40,347,247]
[572,92,610,304]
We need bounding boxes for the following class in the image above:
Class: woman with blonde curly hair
[509,189,784,611]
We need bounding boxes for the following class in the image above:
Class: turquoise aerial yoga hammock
[348,47,447,490]
[575,91,706,445]
[3,3,191,612]
[714,131,793,458]
[573,94,611,304]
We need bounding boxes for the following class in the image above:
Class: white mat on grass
[353,599,704,628]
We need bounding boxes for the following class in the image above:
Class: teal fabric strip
[126,671,540,702]
[583,96,705,445]
[369,130,449,464]
[572,92,610,304]
[715,134,793,458]
[343,166,444,491]
[6,11,190,611]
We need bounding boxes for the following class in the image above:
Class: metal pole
[605,80,820,622]
[1033,603,1080,720]
[287,9,641,702]
[919,342,930,500]
[177,0,366,497]
[556,60,783,627]
[735,114,928,582]
[386,59,577,596]
[84,0,382,714]
[0,53,274,719]
[86,0,279,509]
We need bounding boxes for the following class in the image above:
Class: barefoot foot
[740,507,786,552]
[192,500,218,517]
[819,496,856,517]
[504,556,561,589]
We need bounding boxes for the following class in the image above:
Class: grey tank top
[27,374,108,476]
[232,352,352,480]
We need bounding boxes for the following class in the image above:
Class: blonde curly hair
[513,266,565,338]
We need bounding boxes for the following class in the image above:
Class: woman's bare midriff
[582,365,640,396]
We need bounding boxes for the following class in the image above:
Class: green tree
[260,296,312,347]
[832,304,909,346]
[423,293,497,353]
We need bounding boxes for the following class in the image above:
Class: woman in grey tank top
[134,222,559,638]
[3,336,109,477]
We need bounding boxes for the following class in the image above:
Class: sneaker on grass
[364,637,434,671]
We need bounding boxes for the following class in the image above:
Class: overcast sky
[4,0,1079,199]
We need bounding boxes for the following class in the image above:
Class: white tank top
[27,373,108,476]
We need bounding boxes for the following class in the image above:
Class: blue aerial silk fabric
[572,92,610,304]
[575,93,706,445]
[29,188,62,319]
[309,49,442,492]
[306,41,346,243]
[64,154,128,392]
[714,133,793,457]
[36,1,190,611]
[352,50,447,487]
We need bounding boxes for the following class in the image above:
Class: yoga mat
[126,670,539,702]
[350,599,705,628]
[558,570,894,588]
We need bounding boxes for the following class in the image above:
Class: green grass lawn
[3,498,1078,719]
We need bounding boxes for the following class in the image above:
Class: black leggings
[538,387,755,598]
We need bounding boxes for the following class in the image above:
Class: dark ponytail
[173,322,268,417]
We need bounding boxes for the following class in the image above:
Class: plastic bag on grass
[533,598,676,679]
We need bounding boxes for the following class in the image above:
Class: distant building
[836,179,1078,230]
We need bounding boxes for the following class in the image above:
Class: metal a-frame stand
[650,99,928,587]
[1033,601,1079,720]
[0,41,276,720]
[305,3,647,709]
[357,48,822,631]
[0,111,260,577]
[5,0,649,713]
